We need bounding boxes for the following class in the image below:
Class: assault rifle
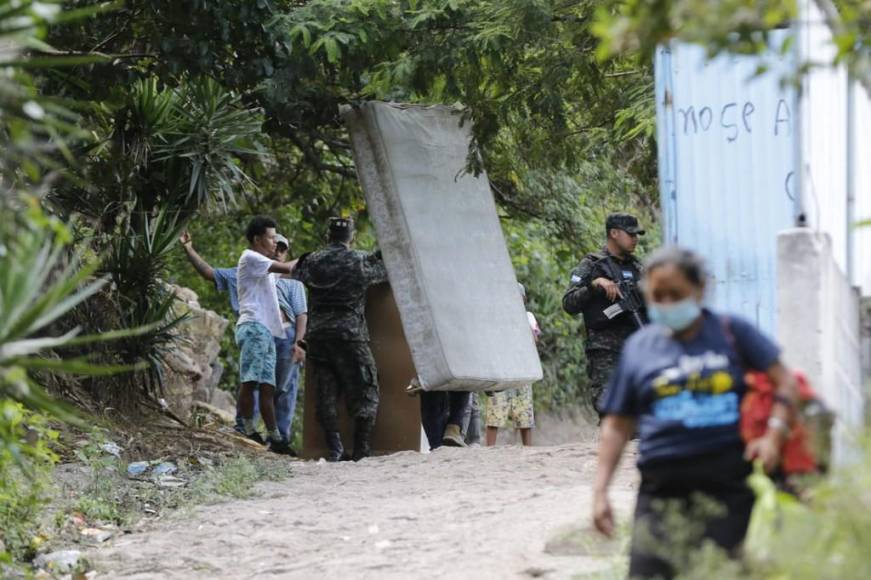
[602,280,645,329]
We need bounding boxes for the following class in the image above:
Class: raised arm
[179,231,216,282]
[269,258,299,276]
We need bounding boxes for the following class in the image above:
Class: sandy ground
[88,442,638,579]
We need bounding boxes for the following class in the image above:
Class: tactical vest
[581,252,644,332]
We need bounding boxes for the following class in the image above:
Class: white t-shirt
[236,249,284,338]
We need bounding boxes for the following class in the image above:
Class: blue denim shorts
[235,322,276,386]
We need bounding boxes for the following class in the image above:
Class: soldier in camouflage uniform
[563,213,647,417]
[293,218,388,461]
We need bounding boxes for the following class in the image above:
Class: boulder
[193,401,235,425]
[161,285,229,419]
[210,387,237,415]
[34,550,85,574]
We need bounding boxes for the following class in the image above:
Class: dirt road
[89,442,638,579]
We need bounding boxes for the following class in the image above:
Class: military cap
[606,213,645,235]
[329,217,354,233]
[275,233,290,249]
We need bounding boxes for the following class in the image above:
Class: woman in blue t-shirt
[592,247,798,579]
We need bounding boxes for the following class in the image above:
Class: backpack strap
[720,315,748,371]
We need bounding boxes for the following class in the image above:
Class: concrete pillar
[777,229,864,465]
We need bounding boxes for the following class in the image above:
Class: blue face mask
[648,299,702,332]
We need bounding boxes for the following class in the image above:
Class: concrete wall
[861,298,871,394]
[777,229,864,464]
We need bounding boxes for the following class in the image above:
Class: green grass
[187,455,290,502]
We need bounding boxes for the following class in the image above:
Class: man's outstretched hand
[179,231,192,247]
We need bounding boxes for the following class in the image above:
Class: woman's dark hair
[246,216,277,243]
[643,246,708,287]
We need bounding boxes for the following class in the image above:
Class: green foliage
[624,448,871,579]
[0,402,58,562]
[0,0,100,186]
[68,430,135,525]
[29,0,659,417]
[270,0,656,181]
[0,198,151,420]
[505,171,660,413]
[46,0,659,245]
[44,71,269,401]
[593,0,797,60]
[738,446,871,579]
[592,0,871,97]
[507,220,588,411]
[106,209,191,394]
[52,76,267,225]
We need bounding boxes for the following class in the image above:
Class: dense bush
[0,403,58,562]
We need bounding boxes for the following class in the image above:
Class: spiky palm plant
[0,198,147,421]
[108,207,191,397]
[48,75,270,403]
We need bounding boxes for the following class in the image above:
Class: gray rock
[160,283,229,419]
[209,388,236,415]
[193,384,211,403]
[204,360,225,395]
[34,550,84,574]
[80,527,113,543]
[193,401,235,425]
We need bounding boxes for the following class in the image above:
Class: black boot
[325,431,344,462]
[352,418,375,462]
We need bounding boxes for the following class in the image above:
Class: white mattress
[343,102,543,391]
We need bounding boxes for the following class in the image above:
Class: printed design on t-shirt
[650,351,737,429]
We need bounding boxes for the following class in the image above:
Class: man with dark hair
[178,230,308,452]
[234,216,298,452]
[563,213,647,417]
[293,217,388,461]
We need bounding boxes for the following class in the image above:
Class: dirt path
[89,442,638,579]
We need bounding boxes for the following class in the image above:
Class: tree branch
[286,131,356,179]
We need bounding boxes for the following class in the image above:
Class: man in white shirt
[235,216,297,452]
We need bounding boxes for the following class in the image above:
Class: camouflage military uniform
[293,243,388,433]
[563,248,645,413]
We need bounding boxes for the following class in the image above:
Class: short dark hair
[246,216,277,243]
[644,246,707,287]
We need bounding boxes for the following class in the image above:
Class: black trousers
[419,391,471,449]
[630,446,754,579]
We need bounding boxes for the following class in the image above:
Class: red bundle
[740,370,820,474]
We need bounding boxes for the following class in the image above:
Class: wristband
[767,416,789,435]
